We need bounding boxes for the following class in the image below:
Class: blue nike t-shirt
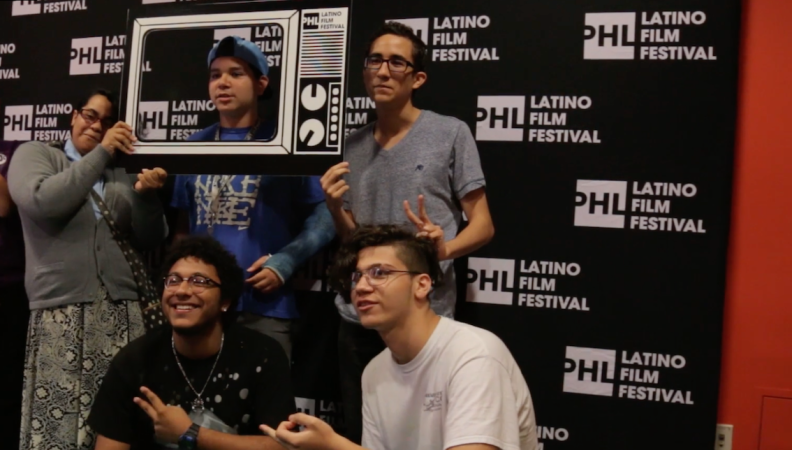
[171,123,325,319]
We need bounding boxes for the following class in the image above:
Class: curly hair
[328,224,442,303]
[160,235,243,327]
[365,21,428,73]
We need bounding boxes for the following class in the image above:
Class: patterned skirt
[19,288,145,450]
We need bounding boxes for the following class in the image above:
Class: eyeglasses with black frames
[363,55,415,73]
[77,108,115,130]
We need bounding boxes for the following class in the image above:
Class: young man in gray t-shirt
[320,22,495,443]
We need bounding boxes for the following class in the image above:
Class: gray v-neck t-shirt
[336,110,486,323]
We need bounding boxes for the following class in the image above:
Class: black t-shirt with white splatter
[88,324,295,449]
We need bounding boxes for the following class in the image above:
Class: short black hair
[328,224,442,302]
[365,21,427,73]
[160,235,244,327]
[74,88,118,121]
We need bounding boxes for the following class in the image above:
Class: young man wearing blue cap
[320,22,495,443]
[172,36,336,362]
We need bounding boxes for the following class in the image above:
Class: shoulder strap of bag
[88,189,159,312]
[47,140,66,150]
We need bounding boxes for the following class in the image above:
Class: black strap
[56,138,162,327]
[47,140,66,150]
[89,189,160,315]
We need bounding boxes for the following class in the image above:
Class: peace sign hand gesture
[404,194,448,260]
[134,386,193,444]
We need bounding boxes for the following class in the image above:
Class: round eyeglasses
[163,275,222,292]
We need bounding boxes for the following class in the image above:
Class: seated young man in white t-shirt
[261,224,538,450]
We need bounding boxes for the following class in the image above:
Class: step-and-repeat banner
[0,1,740,449]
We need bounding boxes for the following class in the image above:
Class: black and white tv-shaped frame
[119,0,350,175]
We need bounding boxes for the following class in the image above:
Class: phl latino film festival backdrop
[0,1,740,449]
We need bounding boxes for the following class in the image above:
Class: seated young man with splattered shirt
[89,236,295,450]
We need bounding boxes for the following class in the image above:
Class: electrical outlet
[715,424,733,450]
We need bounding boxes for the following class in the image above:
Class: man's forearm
[264,202,335,281]
[443,216,494,260]
[330,207,356,241]
[197,428,280,450]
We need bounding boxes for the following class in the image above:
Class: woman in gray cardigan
[7,89,168,450]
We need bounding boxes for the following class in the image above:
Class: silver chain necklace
[171,334,225,412]
[212,119,261,142]
[206,120,262,236]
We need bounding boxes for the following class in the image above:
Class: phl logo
[303,13,320,30]
[583,13,637,60]
[70,37,102,75]
[466,257,588,311]
[476,95,599,144]
[583,11,716,61]
[563,346,617,396]
[574,180,627,229]
[475,96,525,142]
[3,105,33,140]
[4,104,73,141]
[70,36,123,75]
[138,100,215,140]
[574,179,706,233]
[563,346,695,405]
[466,257,515,306]
[137,102,169,140]
[70,35,150,76]
[11,1,42,16]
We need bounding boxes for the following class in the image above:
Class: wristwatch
[178,423,200,450]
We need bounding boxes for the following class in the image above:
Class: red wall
[718,0,792,449]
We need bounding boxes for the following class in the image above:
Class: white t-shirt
[361,317,538,450]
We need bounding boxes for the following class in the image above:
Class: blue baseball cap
[207,35,269,76]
